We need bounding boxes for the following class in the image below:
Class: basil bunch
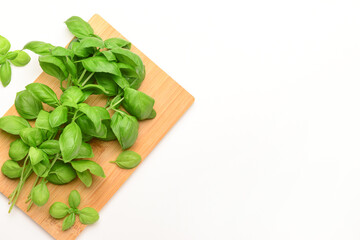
[0,35,30,87]
[1,16,156,218]
[49,190,99,231]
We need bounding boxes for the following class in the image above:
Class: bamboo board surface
[0,14,194,239]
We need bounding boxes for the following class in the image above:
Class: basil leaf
[0,115,30,135]
[73,41,94,58]
[79,37,104,49]
[20,128,43,147]
[31,182,50,206]
[39,140,60,155]
[39,55,68,81]
[68,190,81,209]
[78,103,102,131]
[15,90,43,120]
[97,119,117,141]
[65,16,94,39]
[122,88,156,120]
[81,84,109,95]
[49,106,68,128]
[104,38,131,50]
[9,139,29,161]
[76,142,94,159]
[93,107,110,120]
[65,57,77,77]
[62,213,76,231]
[51,46,74,57]
[26,83,60,107]
[23,41,55,55]
[112,74,130,89]
[59,122,82,162]
[94,73,119,96]
[0,61,11,87]
[113,150,141,169]
[32,157,50,177]
[71,160,105,178]
[81,56,121,76]
[101,51,116,62]
[10,50,31,67]
[110,111,139,149]
[49,202,69,219]
[0,35,10,55]
[47,161,76,185]
[29,147,48,165]
[76,170,92,187]
[1,160,22,179]
[79,207,99,225]
[76,115,107,138]
[60,86,84,104]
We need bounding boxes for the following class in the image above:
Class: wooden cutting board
[0,14,194,239]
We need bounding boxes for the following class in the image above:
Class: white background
[1,0,360,239]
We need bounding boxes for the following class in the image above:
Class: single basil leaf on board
[76,170,92,187]
[94,72,119,96]
[1,160,22,179]
[59,122,82,162]
[29,147,48,165]
[0,35,11,55]
[49,202,69,219]
[76,142,94,159]
[0,115,30,135]
[26,83,60,107]
[49,106,68,128]
[60,86,85,104]
[9,139,29,161]
[122,88,156,120]
[62,213,76,231]
[112,151,141,169]
[76,115,107,139]
[71,160,105,178]
[47,161,76,185]
[39,140,60,155]
[81,84,109,96]
[51,46,74,57]
[15,90,43,120]
[0,61,11,87]
[101,51,117,62]
[104,38,131,50]
[39,55,68,81]
[81,56,121,76]
[65,57,77,77]
[65,16,94,39]
[20,128,43,147]
[79,207,99,225]
[68,190,81,209]
[110,111,139,149]
[23,41,55,55]
[35,110,52,131]
[10,50,31,67]
[31,182,50,206]
[78,37,104,49]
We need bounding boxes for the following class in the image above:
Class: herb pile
[0,15,156,226]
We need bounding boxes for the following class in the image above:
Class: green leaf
[47,161,76,185]
[20,128,43,147]
[62,213,76,231]
[31,182,50,206]
[101,51,116,62]
[68,190,81,209]
[81,56,121,76]
[110,111,139,150]
[79,207,99,225]
[112,74,130,89]
[79,37,104,49]
[65,16,94,39]
[81,84,109,95]
[112,150,141,169]
[32,157,50,177]
[15,90,43,120]
[39,55,68,81]
[1,160,22,179]
[0,35,11,55]
[59,122,82,162]
[10,50,31,66]
[60,86,84,104]
[39,140,60,155]
[97,119,117,141]
[76,115,107,139]
[29,147,48,165]
[49,202,69,219]
[76,142,94,159]
[104,38,131,50]
[0,61,11,87]
[94,73,119,96]
[26,83,59,107]
[72,41,93,58]
[122,88,155,120]
[35,110,52,131]
[93,107,110,120]
[78,103,102,131]
[49,106,68,128]
[51,46,74,57]
[76,170,92,187]
[23,41,55,55]
[65,57,77,77]
[0,115,30,135]
[71,160,105,178]
[9,139,29,161]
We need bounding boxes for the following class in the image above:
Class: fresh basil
[65,16,94,39]
[0,115,30,135]
[81,56,121,76]
[23,41,55,55]
[9,139,29,161]
[71,160,105,178]
[1,160,22,179]
[59,122,82,162]
[47,161,76,185]
[26,83,60,107]
[20,127,43,147]
[39,140,60,155]
[110,111,139,149]
[15,90,43,120]
[111,150,141,169]
[49,106,68,128]
[39,55,68,81]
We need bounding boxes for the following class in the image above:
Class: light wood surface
[0,14,194,240]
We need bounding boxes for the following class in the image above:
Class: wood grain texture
[0,14,194,239]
